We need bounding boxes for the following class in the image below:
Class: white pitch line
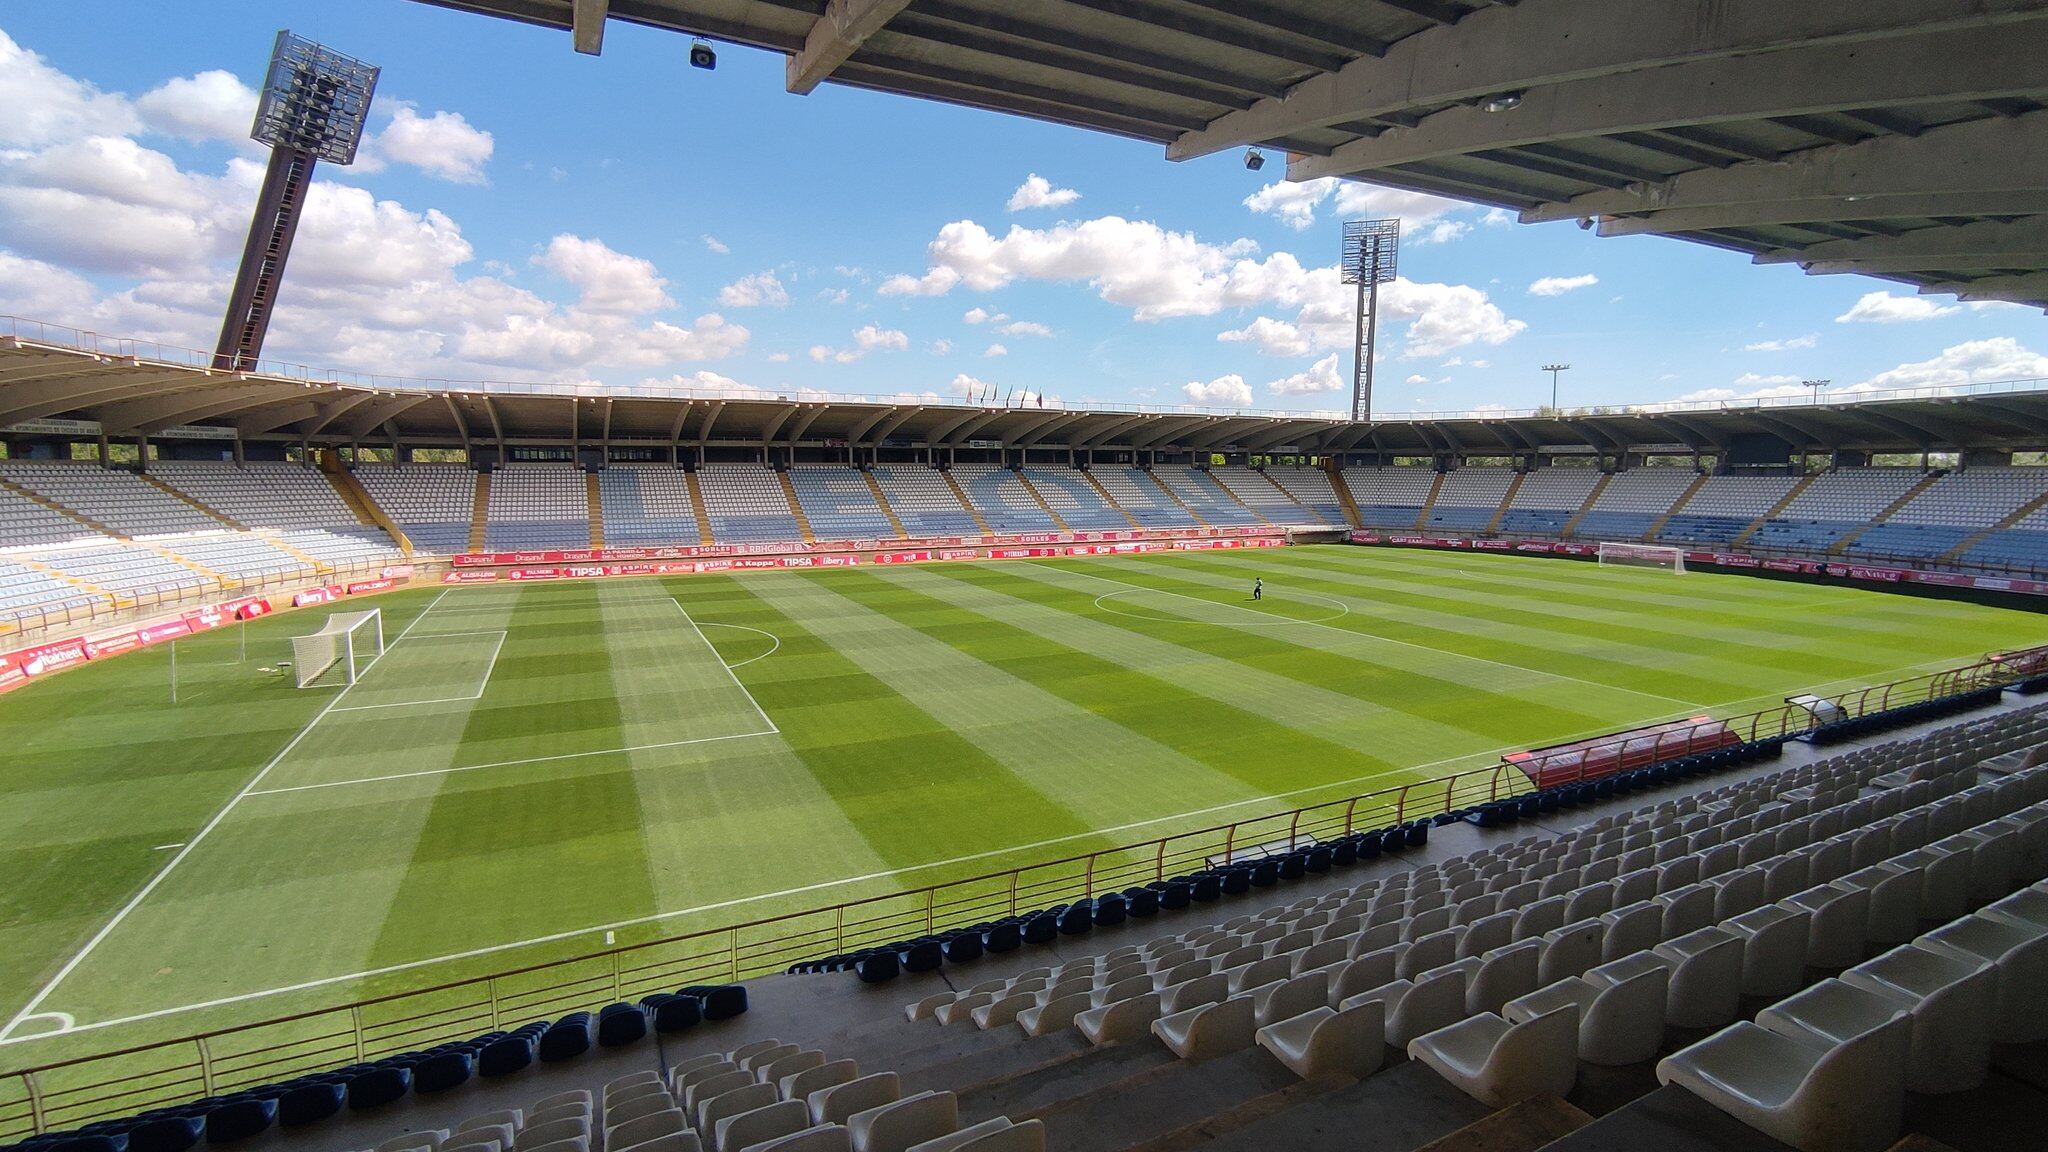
[242,729,780,796]
[2,708,1688,1045]
[0,590,453,1043]
[1045,561,1708,712]
[328,631,508,713]
[672,598,779,734]
[698,621,782,669]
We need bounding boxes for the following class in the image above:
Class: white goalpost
[291,609,385,688]
[1597,541,1687,574]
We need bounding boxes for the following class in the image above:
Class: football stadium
[3,4,2048,1152]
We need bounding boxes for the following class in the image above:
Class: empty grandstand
[485,464,590,551]
[1426,468,1517,534]
[1017,467,1129,531]
[786,465,896,540]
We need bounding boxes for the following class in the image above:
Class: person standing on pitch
[1252,578,1263,602]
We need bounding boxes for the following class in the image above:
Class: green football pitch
[1,544,2041,1061]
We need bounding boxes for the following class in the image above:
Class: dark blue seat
[653,995,702,1033]
[1158,882,1191,910]
[854,952,899,983]
[477,1033,535,1077]
[596,1002,648,1048]
[982,922,1022,953]
[688,984,749,1020]
[345,1065,411,1111]
[900,941,943,973]
[1021,914,1058,944]
[125,1116,203,1152]
[1379,828,1405,853]
[1091,894,1126,926]
[1357,833,1383,859]
[1405,822,1429,846]
[276,1080,346,1126]
[1330,839,1357,867]
[942,933,983,964]
[1190,874,1222,902]
[1277,853,1307,881]
[537,1014,593,1063]
[1216,868,1249,895]
[410,1050,474,1094]
[1124,888,1159,917]
[204,1097,277,1142]
[1055,904,1092,935]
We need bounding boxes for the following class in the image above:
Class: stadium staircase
[1558,474,1611,539]
[6,553,120,609]
[1201,470,1271,524]
[1829,472,1943,556]
[683,471,715,545]
[320,451,413,555]
[1730,474,1816,547]
[1085,470,1143,529]
[1484,473,1528,535]
[0,474,126,540]
[1413,472,1447,531]
[1147,470,1209,526]
[1325,464,1364,528]
[121,696,2048,1152]
[585,473,605,548]
[944,470,995,534]
[467,472,491,552]
[863,471,909,537]
[1641,474,1708,541]
[1253,469,1317,520]
[1014,472,1070,532]
[775,471,817,543]
[140,474,247,531]
[1940,487,2048,564]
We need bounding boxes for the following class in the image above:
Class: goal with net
[1597,541,1687,574]
[291,609,385,688]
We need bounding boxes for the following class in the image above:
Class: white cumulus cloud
[1528,274,1599,297]
[366,106,495,184]
[135,70,257,144]
[1183,374,1253,407]
[1835,290,1961,324]
[1007,174,1080,212]
[1744,334,1817,352]
[1266,353,1343,396]
[717,271,788,308]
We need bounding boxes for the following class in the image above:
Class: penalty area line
[0,590,453,1044]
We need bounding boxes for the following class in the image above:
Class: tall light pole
[1342,220,1401,421]
[214,31,379,371]
[1542,363,1571,412]
[1802,378,1832,401]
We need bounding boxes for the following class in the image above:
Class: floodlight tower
[213,31,379,372]
[1342,219,1400,421]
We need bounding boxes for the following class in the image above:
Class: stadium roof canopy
[414,0,2048,312]
[9,324,2048,458]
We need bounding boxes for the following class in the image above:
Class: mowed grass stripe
[915,561,1537,779]
[354,585,651,978]
[1108,551,1775,703]
[36,591,502,1020]
[694,575,1116,872]
[1282,546,2016,660]
[1033,556,1689,725]
[1330,545,2012,637]
[1158,549,1864,687]
[607,582,895,929]
[814,564,1547,804]
[746,570,1271,831]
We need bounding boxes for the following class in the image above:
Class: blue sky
[1,0,2044,416]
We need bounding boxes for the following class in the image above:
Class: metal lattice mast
[214,31,379,372]
[1341,219,1400,422]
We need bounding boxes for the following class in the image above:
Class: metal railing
[9,314,2048,423]
[1,641,2041,1139]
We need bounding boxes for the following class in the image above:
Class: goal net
[1597,542,1686,574]
[292,609,385,688]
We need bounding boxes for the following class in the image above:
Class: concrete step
[1197,1057,1492,1152]
[1020,1045,1305,1152]
[953,1039,1173,1124]
[1416,1096,1591,1152]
